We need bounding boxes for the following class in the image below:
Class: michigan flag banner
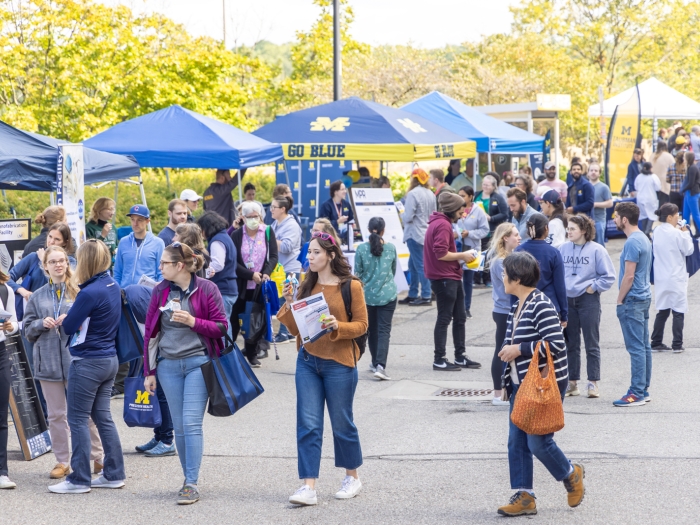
[605,84,641,193]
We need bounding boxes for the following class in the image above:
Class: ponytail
[367,217,385,257]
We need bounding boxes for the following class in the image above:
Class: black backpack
[340,279,367,365]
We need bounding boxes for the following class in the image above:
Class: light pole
[333,0,341,100]
[222,0,227,47]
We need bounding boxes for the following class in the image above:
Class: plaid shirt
[667,164,686,193]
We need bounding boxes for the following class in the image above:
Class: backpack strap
[340,280,358,367]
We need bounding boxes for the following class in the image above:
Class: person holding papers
[277,231,368,507]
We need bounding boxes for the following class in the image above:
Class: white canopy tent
[587,78,700,154]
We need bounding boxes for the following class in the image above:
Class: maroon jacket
[423,211,461,281]
[143,275,228,376]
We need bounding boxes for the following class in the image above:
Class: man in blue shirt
[565,162,595,218]
[157,199,188,247]
[613,202,652,407]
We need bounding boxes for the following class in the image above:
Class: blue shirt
[157,226,176,247]
[619,231,652,299]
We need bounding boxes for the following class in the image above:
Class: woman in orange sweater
[277,231,368,507]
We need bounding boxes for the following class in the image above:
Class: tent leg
[487,152,492,172]
[297,161,302,217]
[165,168,172,196]
[315,162,321,218]
[137,173,151,233]
[237,170,243,206]
[652,118,658,153]
[554,115,560,179]
[50,192,56,206]
[586,118,590,158]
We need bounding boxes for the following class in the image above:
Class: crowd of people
[0,157,693,517]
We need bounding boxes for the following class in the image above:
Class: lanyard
[335,201,343,218]
[571,242,586,276]
[51,281,65,335]
[244,230,257,263]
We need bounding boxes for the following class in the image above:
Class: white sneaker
[491,397,510,406]
[91,475,125,489]
[335,475,362,499]
[48,480,91,494]
[369,363,376,373]
[587,382,600,398]
[374,365,391,380]
[289,484,317,506]
[0,475,17,489]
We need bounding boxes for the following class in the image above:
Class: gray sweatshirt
[273,215,302,273]
[457,205,489,251]
[489,257,511,314]
[403,186,436,244]
[558,240,616,297]
[22,282,73,382]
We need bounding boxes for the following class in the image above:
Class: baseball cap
[540,189,562,204]
[544,161,555,169]
[180,189,202,201]
[126,204,150,219]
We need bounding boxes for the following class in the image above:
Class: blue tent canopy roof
[84,105,283,169]
[0,120,140,191]
[402,91,545,154]
[253,97,476,161]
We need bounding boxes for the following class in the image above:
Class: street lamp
[333,0,341,100]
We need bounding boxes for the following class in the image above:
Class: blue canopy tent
[402,91,545,185]
[254,96,476,218]
[0,120,140,192]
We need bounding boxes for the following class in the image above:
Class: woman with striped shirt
[496,252,585,517]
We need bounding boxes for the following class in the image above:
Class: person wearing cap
[158,199,189,247]
[202,169,237,227]
[539,190,568,248]
[635,162,661,236]
[565,162,595,218]
[671,134,689,157]
[114,205,165,289]
[588,163,613,245]
[0,247,19,489]
[514,213,568,325]
[319,180,355,246]
[536,161,567,201]
[180,189,203,223]
[424,192,481,371]
[507,188,538,242]
[400,168,436,305]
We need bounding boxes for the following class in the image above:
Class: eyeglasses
[47,259,67,266]
[270,205,281,210]
[159,260,178,268]
[312,231,336,245]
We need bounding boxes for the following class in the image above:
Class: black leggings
[492,312,509,390]
[0,342,10,477]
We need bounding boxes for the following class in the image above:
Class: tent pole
[487,152,492,172]
[165,168,172,196]
[473,154,480,191]
[585,118,590,158]
[237,169,243,205]
[554,114,560,180]
[298,161,302,217]
[137,172,151,233]
[315,161,321,218]
[652,118,658,153]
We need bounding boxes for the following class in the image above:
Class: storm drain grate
[433,388,493,398]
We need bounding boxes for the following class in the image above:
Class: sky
[98,0,518,48]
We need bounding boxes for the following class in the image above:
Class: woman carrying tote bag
[142,242,228,505]
[496,252,585,517]
[277,231,368,507]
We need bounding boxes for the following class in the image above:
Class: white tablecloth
[344,251,410,293]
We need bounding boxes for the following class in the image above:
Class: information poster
[351,188,410,271]
[0,218,31,270]
[56,144,86,247]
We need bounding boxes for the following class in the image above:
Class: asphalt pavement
[3,237,698,524]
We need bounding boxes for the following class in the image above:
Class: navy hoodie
[62,271,121,358]
[566,176,595,217]
[514,240,568,322]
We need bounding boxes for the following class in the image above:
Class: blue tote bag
[123,377,162,428]
[201,323,264,417]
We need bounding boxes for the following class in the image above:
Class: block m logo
[135,390,151,404]
[621,126,632,136]
[310,117,350,131]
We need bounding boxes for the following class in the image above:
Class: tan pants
[40,381,103,465]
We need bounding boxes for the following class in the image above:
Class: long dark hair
[549,200,568,228]
[298,237,358,299]
[197,211,229,240]
[367,217,385,257]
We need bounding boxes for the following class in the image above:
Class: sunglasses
[311,231,336,245]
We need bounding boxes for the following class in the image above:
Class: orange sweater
[277,280,368,368]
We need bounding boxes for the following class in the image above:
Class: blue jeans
[616,297,652,397]
[295,350,362,479]
[683,190,700,235]
[594,221,606,245]
[508,384,571,490]
[157,354,210,485]
[66,356,125,486]
[462,270,474,311]
[406,238,431,300]
[221,294,238,339]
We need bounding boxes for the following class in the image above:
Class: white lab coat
[652,223,694,312]
[635,173,661,220]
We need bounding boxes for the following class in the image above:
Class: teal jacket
[353,242,398,306]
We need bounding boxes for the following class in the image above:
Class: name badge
[246,262,254,269]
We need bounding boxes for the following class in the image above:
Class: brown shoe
[50,463,70,479]
[497,491,537,516]
[93,460,104,474]
[563,463,585,507]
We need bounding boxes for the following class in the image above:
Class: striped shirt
[667,164,686,193]
[501,290,568,397]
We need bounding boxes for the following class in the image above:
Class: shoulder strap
[121,289,143,346]
[340,280,352,321]
[0,283,8,310]
[265,225,270,242]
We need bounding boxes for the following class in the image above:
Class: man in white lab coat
[651,203,695,352]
